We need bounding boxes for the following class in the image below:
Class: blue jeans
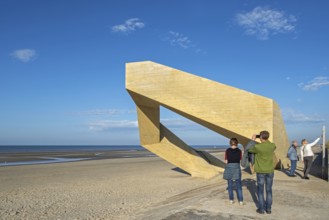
[290,160,297,176]
[256,173,274,211]
[227,178,243,202]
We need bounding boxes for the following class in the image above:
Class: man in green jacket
[248,130,276,215]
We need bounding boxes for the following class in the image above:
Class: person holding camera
[248,131,276,215]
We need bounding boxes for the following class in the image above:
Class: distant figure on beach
[300,136,321,180]
[287,141,299,177]
[248,131,276,215]
[223,138,244,205]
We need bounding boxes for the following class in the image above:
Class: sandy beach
[0,155,211,219]
[1,150,329,220]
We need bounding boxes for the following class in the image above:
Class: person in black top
[223,138,244,205]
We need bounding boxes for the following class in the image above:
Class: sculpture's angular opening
[160,106,227,169]
[160,106,226,146]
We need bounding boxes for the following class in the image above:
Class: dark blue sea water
[0,145,227,153]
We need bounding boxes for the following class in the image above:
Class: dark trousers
[256,173,274,212]
[303,156,313,177]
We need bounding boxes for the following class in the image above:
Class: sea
[0,145,143,153]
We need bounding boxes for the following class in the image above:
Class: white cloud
[10,49,36,62]
[77,109,122,116]
[89,120,138,131]
[76,109,137,116]
[297,98,303,103]
[298,76,329,91]
[163,31,205,54]
[236,6,296,40]
[282,108,326,124]
[166,31,193,49]
[161,118,195,128]
[112,18,145,33]
[127,109,136,114]
[89,118,198,132]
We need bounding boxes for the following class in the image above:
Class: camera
[256,135,261,139]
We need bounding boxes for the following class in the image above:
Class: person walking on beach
[223,138,244,205]
[287,141,299,177]
[301,136,321,180]
[248,131,276,215]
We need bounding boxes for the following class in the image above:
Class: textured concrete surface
[126,61,289,178]
[136,154,329,220]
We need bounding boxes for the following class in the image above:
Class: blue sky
[1,0,328,145]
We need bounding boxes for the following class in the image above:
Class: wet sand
[0,150,155,165]
[0,148,224,165]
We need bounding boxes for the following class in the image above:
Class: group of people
[287,137,321,179]
[222,130,323,215]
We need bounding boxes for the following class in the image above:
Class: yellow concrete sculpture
[126,61,289,179]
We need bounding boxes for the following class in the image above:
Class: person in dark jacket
[241,140,255,174]
[223,138,244,205]
[287,141,298,177]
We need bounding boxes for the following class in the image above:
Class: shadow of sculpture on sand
[310,150,328,180]
[171,167,191,176]
[242,178,258,208]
